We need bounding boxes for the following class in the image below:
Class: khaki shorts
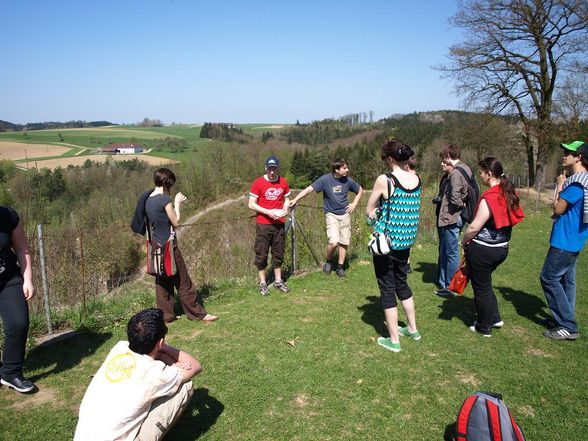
[135,382,194,441]
[325,212,351,246]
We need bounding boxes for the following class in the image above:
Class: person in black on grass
[0,206,36,393]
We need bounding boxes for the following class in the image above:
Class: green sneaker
[377,337,401,352]
[398,326,421,340]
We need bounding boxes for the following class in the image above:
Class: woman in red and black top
[145,168,217,323]
[461,157,525,337]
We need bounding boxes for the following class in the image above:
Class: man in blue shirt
[541,141,588,340]
[290,159,363,277]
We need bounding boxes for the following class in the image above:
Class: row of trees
[137,117,163,127]
[280,118,375,145]
[437,0,587,185]
[200,122,248,142]
[339,111,374,126]
[0,120,113,132]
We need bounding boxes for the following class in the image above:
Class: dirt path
[176,195,247,238]
[519,186,555,205]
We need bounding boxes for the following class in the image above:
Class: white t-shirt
[74,341,183,441]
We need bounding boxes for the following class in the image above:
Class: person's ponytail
[499,175,520,212]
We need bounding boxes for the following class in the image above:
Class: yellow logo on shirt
[105,352,136,383]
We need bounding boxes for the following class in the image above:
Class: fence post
[535,172,542,211]
[291,206,297,272]
[78,228,87,317]
[36,224,53,334]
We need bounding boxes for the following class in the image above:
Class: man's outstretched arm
[289,185,315,207]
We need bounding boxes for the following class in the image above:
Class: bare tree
[437,0,587,185]
[554,73,588,125]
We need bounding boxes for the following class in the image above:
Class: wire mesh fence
[26,222,142,325]
[24,194,376,331]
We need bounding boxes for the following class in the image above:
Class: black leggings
[466,241,508,333]
[0,275,29,380]
[372,249,412,309]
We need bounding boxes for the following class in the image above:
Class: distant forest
[0,120,114,132]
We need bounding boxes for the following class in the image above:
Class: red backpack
[454,392,526,441]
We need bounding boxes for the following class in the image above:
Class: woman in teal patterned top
[366,139,422,352]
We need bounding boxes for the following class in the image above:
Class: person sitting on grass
[74,308,201,441]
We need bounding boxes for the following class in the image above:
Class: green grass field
[0,127,182,148]
[0,207,586,440]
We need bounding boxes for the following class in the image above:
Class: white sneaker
[473,320,504,329]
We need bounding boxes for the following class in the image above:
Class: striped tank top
[373,173,421,250]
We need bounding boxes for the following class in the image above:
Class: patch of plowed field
[0,141,71,160]
[20,154,177,170]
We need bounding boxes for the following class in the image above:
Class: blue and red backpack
[454,392,526,441]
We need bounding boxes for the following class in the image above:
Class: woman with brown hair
[145,168,217,323]
[366,140,422,353]
[461,157,524,337]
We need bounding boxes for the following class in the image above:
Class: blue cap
[265,156,280,168]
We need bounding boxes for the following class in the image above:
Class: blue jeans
[540,246,579,332]
[438,217,463,289]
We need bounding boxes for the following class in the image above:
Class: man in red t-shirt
[248,156,291,296]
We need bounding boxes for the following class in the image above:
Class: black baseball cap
[265,156,280,168]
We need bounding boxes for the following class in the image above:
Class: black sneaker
[1,376,36,393]
[335,266,346,278]
[322,262,332,275]
[435,288,457,297]
[259,282,270,296]
[543,327,579,340]
[274,280,290,293]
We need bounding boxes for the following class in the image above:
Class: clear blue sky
[1,0,463,125]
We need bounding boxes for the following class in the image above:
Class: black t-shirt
[144,194,173,246]
[0,206,21,283]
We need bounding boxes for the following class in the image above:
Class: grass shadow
[26,331,112,382]
[437,295,474,327]
[412,261,438,286]
[166,387,224,440]
[496,286,551,326]
[357,295,388,337]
